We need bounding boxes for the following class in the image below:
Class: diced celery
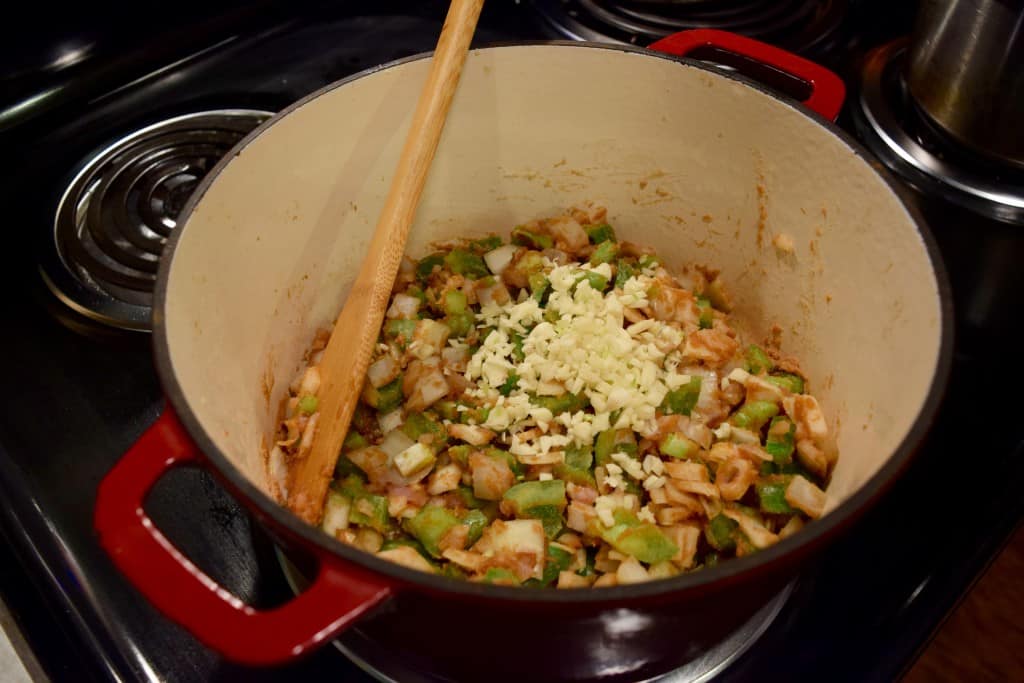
[705,513,738,552]
[765,416,795,465]
[416,253,446,281]
[443,289,468,315]
[445,310,475,338]
[405,506,461,558]
[586,223,617,244]
[444,249,490,279]
[349,493,389,533]
[756,481,794,514]
[446,445,473,468]
[745,345,774,374]
[394,442,436,477]
[321,491,351,537]
[659,432,699,459]
[459,404,491,425]
[343,431,368,452]
[406,285,428,306]
[660,376,702,416]
[598,509,678,564]
[379,537,431,560]
[767,372,805,394]
[511,226,553,250]
[730,400,780,431]
[384,318,417,342]
[530,392,588,415]
[589,240,619,265]
[502,480,567,515]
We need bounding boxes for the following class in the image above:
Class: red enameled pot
[94,30,952,681]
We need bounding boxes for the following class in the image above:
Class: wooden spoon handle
[288,0,485,524]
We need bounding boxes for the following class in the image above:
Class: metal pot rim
[152,40,955,604]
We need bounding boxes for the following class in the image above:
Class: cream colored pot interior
[163,44,942,517]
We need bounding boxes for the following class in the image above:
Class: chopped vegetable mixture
[273,206,836,588]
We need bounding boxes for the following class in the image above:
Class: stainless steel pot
[906,0,1024,168]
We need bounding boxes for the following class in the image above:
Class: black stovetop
[1,2,1022,681]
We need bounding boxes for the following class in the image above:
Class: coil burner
[42,109,272,331]
[530,0,846,56]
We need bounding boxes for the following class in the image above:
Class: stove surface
[2,2,1022,682]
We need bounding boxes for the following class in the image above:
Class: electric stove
[2,1,1022,681]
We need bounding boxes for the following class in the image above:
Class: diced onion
[484,244,519,275]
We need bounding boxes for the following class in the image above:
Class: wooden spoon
[287,0,485,524]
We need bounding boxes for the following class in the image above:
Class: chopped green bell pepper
[585,223,616,244]
[696,296,714,329]
[415,253,446,281]
[405,506,461,558]
[528,271,550,305]
[595,429,637,466]
[462,509,489,545]
[574,270,609,293]
[444,249,490,279]
[589,240,619,265]
[525,505,564,539]
[363,377,403,413]
[540,544,575,585]
[497,372,519,397]
[705,513,739,552]
[471,235,503,252]
[614,259,636,289]
[660,376,702,416]
[401,412,447,448]
[511,226,553,250]
[530,392,588,415]
[503,480,567,515]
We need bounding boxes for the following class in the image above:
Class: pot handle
[649,29,846,121]
[94,409,393,665]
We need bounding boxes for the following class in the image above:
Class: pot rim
[152,40,955,603]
